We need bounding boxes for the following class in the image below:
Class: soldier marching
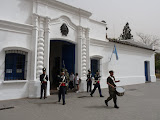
[58,70,66,105]
[40,67,123,109]
[90,70,104,97]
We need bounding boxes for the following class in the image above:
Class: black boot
[105,100,108,106]
[100,95,104,97]
[63,102,66,105]
[114,105,119,109]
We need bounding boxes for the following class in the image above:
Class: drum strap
[109,76,116,85]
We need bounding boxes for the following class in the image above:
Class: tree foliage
[120,22,133,40]
[137,33,160,49]
[155,53,160,72]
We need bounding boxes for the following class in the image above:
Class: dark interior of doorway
[145,61,150,82]
[49,40,75,90]
[91,59,99,77]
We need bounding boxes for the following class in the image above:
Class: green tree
[155,53,160,73]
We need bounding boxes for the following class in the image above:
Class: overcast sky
[57,0,160,39]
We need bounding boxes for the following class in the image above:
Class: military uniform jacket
[59,75,66,86]
[107,76,116,92]
[94,74,101,84]
[87,73,92,81]
[40,74,48,84]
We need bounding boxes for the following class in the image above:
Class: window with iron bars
[4,50,27,80]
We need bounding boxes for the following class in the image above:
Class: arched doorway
[49,40,75,90]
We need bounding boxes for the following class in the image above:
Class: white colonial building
[0,0,156,100]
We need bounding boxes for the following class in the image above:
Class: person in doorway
[40,67,48,99]
[58,71,66,105]
[69,72,74,90]
[65,69,69,94]
[105,70,120,108]
[86,70,92,92]
[90,70,104,97]
[75,73,80,93]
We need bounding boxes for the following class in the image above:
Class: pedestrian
[58,71,66,105]
[90,70,104,97]
[69,72,74,90]
[65,69,69,94]
[40,67,48,99]
[105,70,120,108]
[75,73,80,93]
[86,69,92,92]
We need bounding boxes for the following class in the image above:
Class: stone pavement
[1,80,160,120]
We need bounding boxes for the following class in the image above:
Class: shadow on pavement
[84,105,114,109]
[34,101,58,105]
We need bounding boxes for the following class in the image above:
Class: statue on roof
[120,22,133,40]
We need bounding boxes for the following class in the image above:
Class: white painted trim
[2,80,28,83]
[3,47,31,53]
[35,0,92,18]
[90,38,108,46]
[51,15,77,31]
[89,19,107,25]
[90,55,103,59]
[50,38,77,44]
[0,20,33,35]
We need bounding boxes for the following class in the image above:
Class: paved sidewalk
[1,80,160,120]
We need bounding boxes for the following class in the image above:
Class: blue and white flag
[113,44,118,60]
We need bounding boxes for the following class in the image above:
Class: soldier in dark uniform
[105,70,120,108]
[90,70,104,97]
[86,70,92,92]
[58,71,66,105]
[40,67,48,99]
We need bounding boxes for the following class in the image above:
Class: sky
[57,0,160,40]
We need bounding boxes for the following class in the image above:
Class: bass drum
[116,87,125,96]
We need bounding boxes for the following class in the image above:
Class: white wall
[0,20,32,100]
[89,20,107,41]
[0,0,33,25]
[35,1,90,27]
[90,40,156,89]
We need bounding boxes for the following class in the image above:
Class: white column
[36,17,45,80]
[86,28,90,71]
[77,26,88,91]
[30,14,38,81]
[77,26,82,78]
[29,14,40,98]
[81,28,87,78]
[44,17,51,96]
[29,15,46,98]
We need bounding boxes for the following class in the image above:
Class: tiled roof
[108,39,154,51]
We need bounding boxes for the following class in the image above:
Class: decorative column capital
[39,17,45,29]
[45,17,51,32]
[78,26,83,38]
[32,14,39,30]
[85,28,90,39]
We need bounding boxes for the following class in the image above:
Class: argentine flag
[113,44,118,60]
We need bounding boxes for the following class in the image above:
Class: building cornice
[36,0,92,18]
[90,38,108,47]
[89,19,107,26]
[0,20,33,35]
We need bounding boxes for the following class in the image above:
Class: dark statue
[120,22,133,40]
[60,23,69,36]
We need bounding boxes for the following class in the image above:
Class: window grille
[5,50,27,80]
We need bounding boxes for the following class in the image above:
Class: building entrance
[49,40,75,90]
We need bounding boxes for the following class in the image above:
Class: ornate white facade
[0,0,156,100]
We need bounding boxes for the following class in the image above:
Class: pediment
[50,15,77,31]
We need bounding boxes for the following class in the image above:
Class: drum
[116,87,125,96]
